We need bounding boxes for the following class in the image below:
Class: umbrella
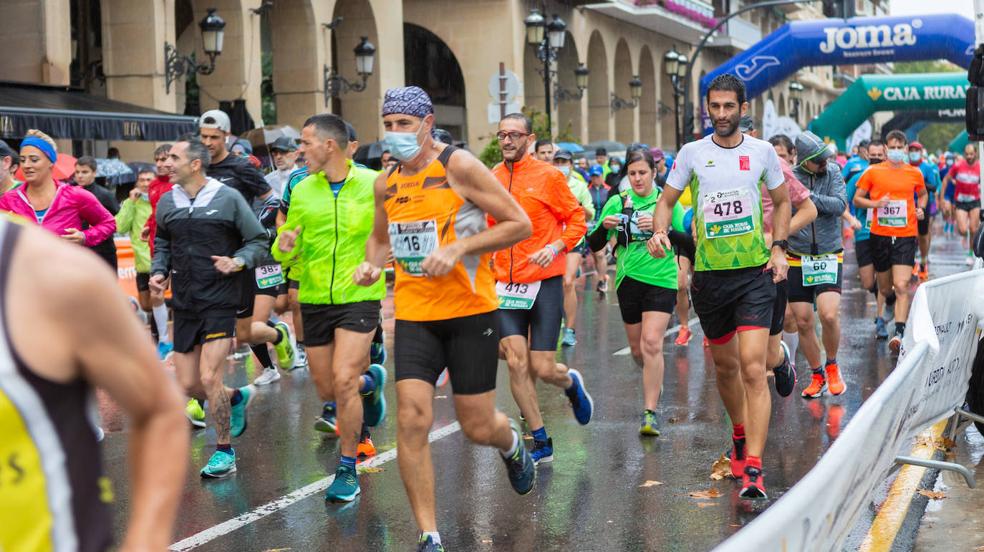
[583,140,626,155]
[555,142,584,154]
[127,162,155,176]
[14,153,77,182]
[354,141,386,171]
[96,158,134,186]
[242,125,300,150]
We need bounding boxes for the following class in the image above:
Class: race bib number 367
[702,188,755,239]
[877,200,907,228]
[389,220,438,276]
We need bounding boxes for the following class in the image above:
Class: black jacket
[152,178,268,316]
[77,183,119,269]
[208,154,271,205]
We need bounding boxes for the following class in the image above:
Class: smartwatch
[771,239,789,252]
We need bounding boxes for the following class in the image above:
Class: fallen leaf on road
[639,480,663,488]
[942,437,957,451]
[689,488,723,500]
[710,454,732,480]
[697,502,716,508]
[358,466,384,474]
[917,489,946,500]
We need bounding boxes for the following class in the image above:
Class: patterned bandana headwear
[382,86,434,118]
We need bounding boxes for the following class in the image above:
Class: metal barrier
[714,269,984,552]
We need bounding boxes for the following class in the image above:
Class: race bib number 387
[389,220,438,276]
[255,264,285,289]
[702,188,755,239]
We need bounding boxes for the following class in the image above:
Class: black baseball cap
[269,136,297,152]
[0,140,18,164]
[553,149,573,161]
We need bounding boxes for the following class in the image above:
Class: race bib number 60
[389,220,438,276]
[801,254,838,286]
[702,188,755,238]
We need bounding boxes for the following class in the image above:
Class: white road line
[613,317,700,356]
[169,421,463,551]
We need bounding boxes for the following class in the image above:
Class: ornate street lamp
[323,36,376,106]
[164,8,226,93]
[556,63,590,103]
[524,9,568,137]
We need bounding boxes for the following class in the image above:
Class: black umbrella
[127,161,155,175]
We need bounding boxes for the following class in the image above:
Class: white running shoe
[293,346,309,370]
[253,367,282,385]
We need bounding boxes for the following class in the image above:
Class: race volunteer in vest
[0,216,188,552]
[940,143,980,264]
[853,130,927,354]
[355,86,535,552]
[492,113,593,466]
[589,147,684,436]
[788,132,848,399]
[553,148,594,348]
[909,141,940,280]
[648,74,791,500]
[150,139,268,478]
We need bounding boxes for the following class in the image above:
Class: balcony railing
[631,0,717,29]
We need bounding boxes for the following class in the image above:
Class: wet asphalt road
[98,235,973,552]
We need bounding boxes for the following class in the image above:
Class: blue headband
[21,137,57,163]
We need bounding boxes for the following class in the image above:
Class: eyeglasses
[495,131,529,142]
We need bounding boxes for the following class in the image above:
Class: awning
[0,81,198,142]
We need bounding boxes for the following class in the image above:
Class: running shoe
[561,327,577,347]
[728,436,746,478]
[230,385,256,438]
[565,368,594,425]
[739,465,768,500]
[889,332,903,354]
[370,340,387,365]
[530,438,554,464]
[501,420,536,495]
[417,535,446,552]
[325,465,360,502]
[918,264,929,281]
[200,449,236,478]
[912,263,920,277]
[157,341,174,361]
[436,368,449,388]
[773,341,796,398]
[272,321,296,370]
[314,405,338,434]
[596,278,608,293]
[801,372,827,399]
[253,367,281,386]
[185,398,206,428]
[875,317,889,340]
[357,434,377,459]
[825,362,846,395]
[640,410,661,436]
[293,345,309,369]
[362,364,387,427]
[674,326,692,347]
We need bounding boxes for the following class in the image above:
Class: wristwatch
[232,257,246,271]
[771,239,789,252]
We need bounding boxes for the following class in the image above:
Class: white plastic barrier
[714,269,984,552]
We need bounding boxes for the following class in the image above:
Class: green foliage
[917,122,965,155]
[477,106,578,168]
[893,60,963,74]
[261,50,276,125]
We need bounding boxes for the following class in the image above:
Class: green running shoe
[200,449,236,478]
[185,398,205,428]
[272,321,296,370]
[325,464,360,502]
[639,410,661,437]
[230,385,256,438]
[314,404,338,434]
[362,364,387,427]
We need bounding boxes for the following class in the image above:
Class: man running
[355,86,535,552]
[908,142,940,280]
[265,135,299,199]
[273,114,388,503]
[587,164,611,292]
[1,216,188,552]
[648,74,791,499]
[534,139,556,163]
[492,113,593,465]
[554,148,594,347]
[941,143,980,265]
[150,138,267,478]
[788,132,848,399]
[853,130,927,353]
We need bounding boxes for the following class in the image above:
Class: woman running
[588,147,685,436]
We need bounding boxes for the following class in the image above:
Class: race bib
[255,264,284,289]
[865,208,873,230]
[956,193,978,203]
[876,200,907,227]
[496,281,541,310]
[389,220,438,276]
[801,254,838,286]
[702,188,755,238]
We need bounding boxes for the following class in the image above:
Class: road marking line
[614,317,700,356]
[169,421,463,551]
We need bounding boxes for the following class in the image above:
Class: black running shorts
[496,275,564,351]
[237,266,287,319]
[854,238,873,268]
[691,265,776,344]
[615,276,676,324]
[869,234,917,272]
[395,311,499,395]
[956,200,980,212]
[771,281,787,336]
[786,254,842,304]
[300,301,381,347]
[135,272,150,292]
[173,313,236,354]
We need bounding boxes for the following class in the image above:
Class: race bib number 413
[702,188,755,239]
[496,281,541,310]
[389,220,438,276]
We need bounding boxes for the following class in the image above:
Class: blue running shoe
[530,438,553,464]
[565,368,594,425]
[370,328,386,365]
[362,364,387,427]
[200,449,236,478]
[314,404,338,434]
[875,317,889,340]
[501,420,536,495]
[325,464,360,502]
[417,535,446,552]
[561,328,577,347]
[230,385,256,438]
[157,341,174,361]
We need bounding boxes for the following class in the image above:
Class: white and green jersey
[666,134,784,272]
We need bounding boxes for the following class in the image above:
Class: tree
[477,106,578,168]
[893,60,963,74]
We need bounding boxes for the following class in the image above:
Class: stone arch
[268,0,320,128]
[555,31,583,142]
[586,30,609,142]
[403,24,467,142]
[612,38,633,143]
[331,0,381,141]
[638,45,656,147]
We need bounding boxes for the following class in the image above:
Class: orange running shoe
[912,263,919,277]
[801,372,827,398]
[728,436,746,478]
[675,326,692,346]
[357,435,377,460]
[825,362,846,395]
[918,264,929,281]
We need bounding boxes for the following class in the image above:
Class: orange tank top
[384,146,498,321]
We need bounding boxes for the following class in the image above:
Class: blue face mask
[558,166,571,177]
[887,149,907,164]
[384,127,423,161]
[908,151,922,163]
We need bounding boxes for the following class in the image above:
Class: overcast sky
[890,0,974,18]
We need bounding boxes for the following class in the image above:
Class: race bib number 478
[702,188,755,239]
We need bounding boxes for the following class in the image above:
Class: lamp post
[164,8,226,94]
[664,47,688,151]
[555,63,590,103]
[611,76,643,112]
[524,9,567,137]
[789,80,804,124]
[323,36,376,107]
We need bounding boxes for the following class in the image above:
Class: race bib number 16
[389,220,438,276]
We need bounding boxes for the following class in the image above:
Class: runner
[940,143,979,265]
[141,144,176,360]
[789,131,848,398]
[587,164,611,293]
[273,113,388,503]
[264,135,299,199]
[492,112,593,465]
[534,139,555,163]
[277,149,314,372]
[116,169,157,344]
[355,86,535,552]
[150,138,267,478]
[939,151,956,235]
[0,140,19,194]
[0,216,188,552]
[853,130,927,353]
[648,74,791,499]
[588,147,683,435]
[908,141,940,280]
[842,139,868,182]
[554,149,594,347]
[73,156,119,270]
